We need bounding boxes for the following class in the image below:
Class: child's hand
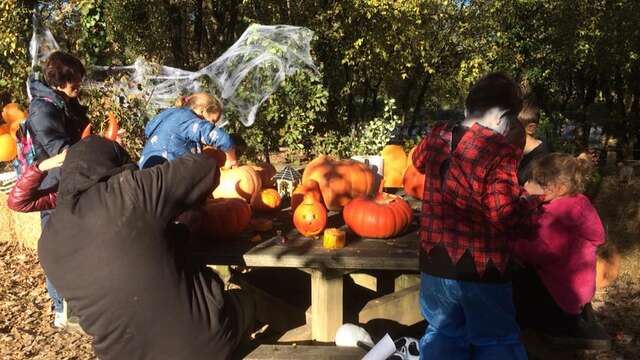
[38,150,67,172]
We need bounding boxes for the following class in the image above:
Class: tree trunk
[195,0,204,54]
[408,76,430,135]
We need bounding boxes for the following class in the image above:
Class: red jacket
[7,164,57,212]
[414,121,543,281]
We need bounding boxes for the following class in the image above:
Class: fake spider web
[29,17,317,127]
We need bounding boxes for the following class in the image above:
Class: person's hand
[38,150,67,172]
[524,180,544,195]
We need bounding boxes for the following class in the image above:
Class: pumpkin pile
[0,103,27,161]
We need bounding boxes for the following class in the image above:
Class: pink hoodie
[513,193,605,315]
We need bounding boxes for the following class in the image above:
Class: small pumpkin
[0,133,17,161]
[202,198,252,239]
[1,103,27,124]
[252,162,277,188]
[596,250,621,289]
[406,146,417,168]
[212,165,262,204]
[343,192,412,238]
[381,144,407,188]
[293,193,327,237]
[250,218,273,232]
[254,188,282,212]
[402,165,425,200]
[302,155,377,211]
[291,179,323,213]
[323,228,346,250]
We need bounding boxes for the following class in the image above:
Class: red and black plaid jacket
[413,121,543,282]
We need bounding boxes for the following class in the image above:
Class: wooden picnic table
[191,201,421,342]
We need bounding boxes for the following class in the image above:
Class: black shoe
[542,304,611,350]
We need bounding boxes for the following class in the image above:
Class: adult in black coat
[39,136,254,360]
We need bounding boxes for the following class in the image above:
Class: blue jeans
[419,273,527,360]
[41,210,63,313]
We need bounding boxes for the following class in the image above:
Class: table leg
[310,269,344,342]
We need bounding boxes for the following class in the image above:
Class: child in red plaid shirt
[414,73,543,360]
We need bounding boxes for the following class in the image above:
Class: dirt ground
[0,175,638,359]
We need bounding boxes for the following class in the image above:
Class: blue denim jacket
[139,108,233,168]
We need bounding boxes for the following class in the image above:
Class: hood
[144,108,189,138]
[28,76,66,109]
[57,136,138,201]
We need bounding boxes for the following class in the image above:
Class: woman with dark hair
[24,50,89,327]
[517,100,550,184]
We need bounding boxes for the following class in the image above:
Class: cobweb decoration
[29,21,317,127]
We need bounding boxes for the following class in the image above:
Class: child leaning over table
[413,72,544,360]
[511,153,610,349]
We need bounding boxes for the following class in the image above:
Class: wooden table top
[190,200,421,271]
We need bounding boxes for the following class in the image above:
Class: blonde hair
[175,92,223,117]
[531,153,593,195]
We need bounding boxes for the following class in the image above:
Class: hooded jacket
[38,136,242,360]
[26,77,88,188]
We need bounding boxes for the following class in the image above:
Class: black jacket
[38,136,240,360]
[26,77,88,188]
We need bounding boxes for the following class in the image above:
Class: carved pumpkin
[0,133,17,161]
[291,179,323,213]
[252,162,277,188]
[293,194,327,237]
[1,103,27,124]
[596,250,621,289]
[381,145,407,188]
[403,165,425,200]
[202,146,227,168]
[343,193,412,238]
[254,188,282,211]
[302,155,377,211]
[213,165,262,204]
[323,228,346,250]
[202,198,252,239]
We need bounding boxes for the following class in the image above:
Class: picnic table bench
[191,201,421,342]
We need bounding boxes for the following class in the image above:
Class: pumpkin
[104,112,119,140]
[343,192,412,238]
[291,179,323,213]
[293,193,327,237]
[81,124,92,139]
[202,198,252,239]
[302,155,377,211]
[402,165,425,200]
[323,228,346,250]
[202,146,227,168]
[252,162,277,188]
[254,188,282,211]
[0,133,17,161]
[212,165,262,204]
[1,103,27,124]
[381,145,407,188]
[596,250,621,289]
[250,218,273,232]
[406,146,417,168]
[0,124,9,135]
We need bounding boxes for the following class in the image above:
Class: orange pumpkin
[343,192,413,238]
[202,198,252,239]
[252,162,277,188]
[1,103,27,124]
[402,165,425,200]
[291,179,324,213]
[302,155,377,211]
[381,145,407,188]
[293,194,327,237]
[0,124,9,135]
[212,165,262,204]
[596,250,621,289]
[202,146,227,168]
[323,228,346,249]
[254,188,282,211]
[0,133,17,161]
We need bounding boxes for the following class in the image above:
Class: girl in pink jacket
[512,153,609,349]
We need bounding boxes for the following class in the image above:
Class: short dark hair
[43,51,86,88]
[518,99,540,126]
[465,72,523,121]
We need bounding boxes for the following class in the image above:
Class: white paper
[362,333,396,360]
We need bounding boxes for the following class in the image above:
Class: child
[512,153,610,349]
[517,100,550,184]
[413,73,543,360]
[139,93,238,169]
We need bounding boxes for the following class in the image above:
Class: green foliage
[351,98,403,155]
[0,0,32,103]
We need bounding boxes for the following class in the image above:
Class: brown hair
[175,92,223,117]
[505,119,526,152]
[531,153,593,195]
[518,99,540,127]
[465,72,523,121]
[44,51,86,88]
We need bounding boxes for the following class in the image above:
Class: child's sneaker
[543,304,611,350]
[389,337,420,360]
[53,310,66,328]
